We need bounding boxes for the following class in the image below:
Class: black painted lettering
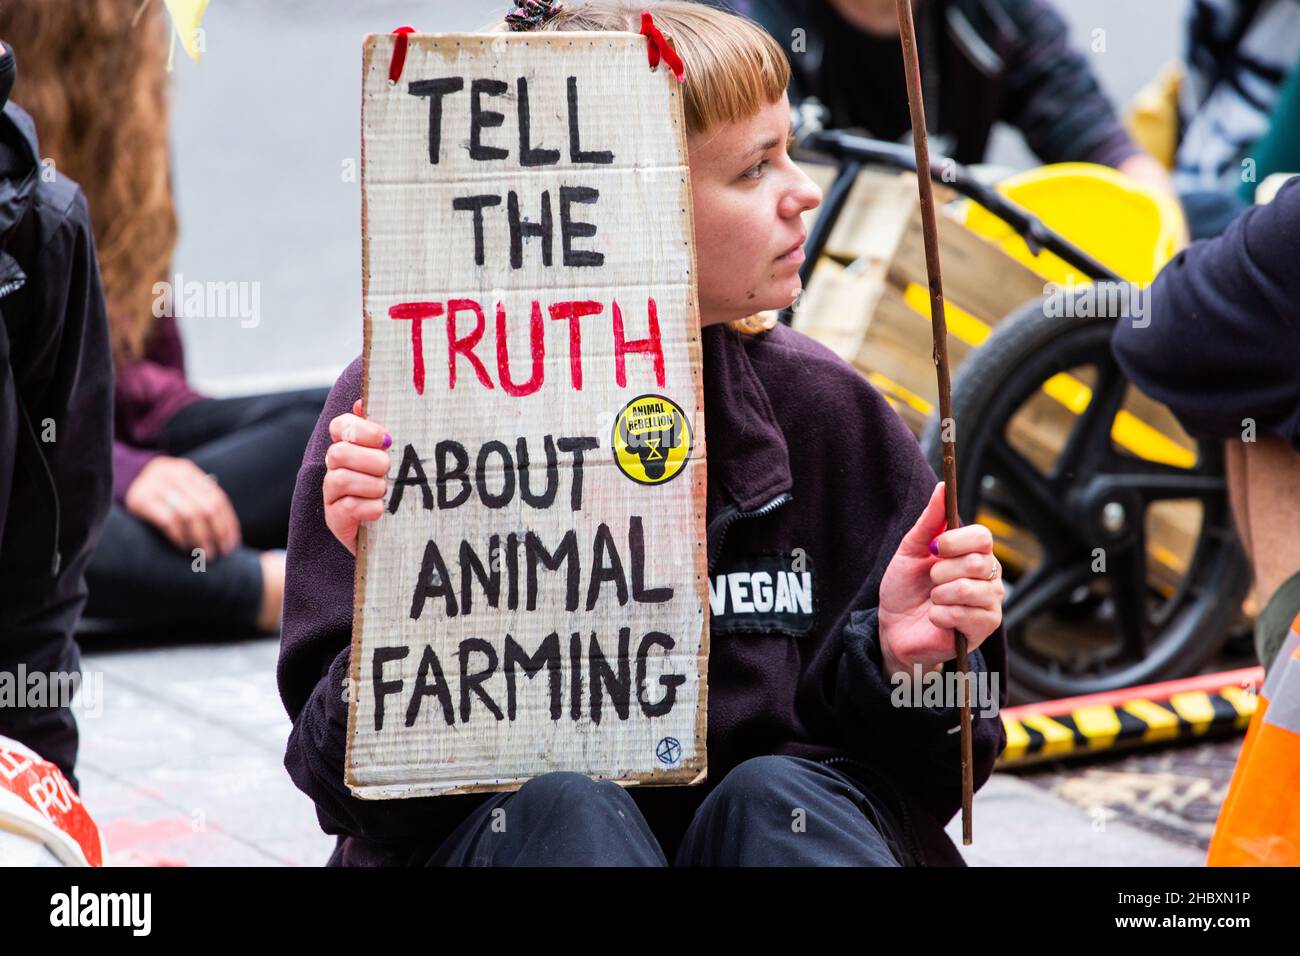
[411,539,458,619]
[389,443,432,513]
[589,627,632,724]
[516,77,559,167]
[517,435,559,508]
[451,194,501,266]
[435,440,472,509]
[586,522,629,610]
[525,529,579,611]
[629,515,673,603]
[566,76,614,164]
[458,638,504,722]
[373,646,410,732]
[557,436,599,511]
[503,632,562,720]
[405,645,455,727]
[459,536,501,615]
[408,77,464,164]
[507,189,553,269]
[636,631,684,717]
[559,186,604,267]
[469,78,509,160]
[475,440,516,508]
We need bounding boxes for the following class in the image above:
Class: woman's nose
[781,166,823,218]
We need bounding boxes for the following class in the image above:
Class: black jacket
[733,0,1139,168]
[0,101,113,785]
[278,322,1007,866]
[1113,176,1300,452]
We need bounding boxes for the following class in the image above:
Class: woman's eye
[743,159,769,181]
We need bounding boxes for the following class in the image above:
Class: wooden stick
[894,0,974,844]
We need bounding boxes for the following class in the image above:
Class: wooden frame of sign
[346,32,710,799]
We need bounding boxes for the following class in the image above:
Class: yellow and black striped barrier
[997,667,1262,768]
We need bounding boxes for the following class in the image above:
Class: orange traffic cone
[1207,612,1300,866]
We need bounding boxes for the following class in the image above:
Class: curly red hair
[0,0,177,361]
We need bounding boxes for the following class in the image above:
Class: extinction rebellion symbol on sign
[613,394,692,485]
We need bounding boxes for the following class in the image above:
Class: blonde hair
[496,1,790,335]
[0,0,177,362]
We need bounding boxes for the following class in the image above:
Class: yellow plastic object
[956,163,1185,285]
[1125,62,1184,169]
[163,0,210,63]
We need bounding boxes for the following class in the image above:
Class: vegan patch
[708,551,815,638]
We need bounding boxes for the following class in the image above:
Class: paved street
[72,626,1249,866]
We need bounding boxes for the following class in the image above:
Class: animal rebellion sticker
[612,394,692,485]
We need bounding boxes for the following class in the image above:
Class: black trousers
[84,387,329,631]
[415,756,911,867]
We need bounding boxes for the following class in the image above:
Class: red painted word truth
[388,295,666,396]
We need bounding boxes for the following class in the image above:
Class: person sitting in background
[729,0,1174,193]
[0,0,328,635]
[1113,176,1300,676]
[1174,0,1300,237]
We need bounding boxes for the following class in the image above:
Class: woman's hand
[324,400,391,555]
[877,482,1004,682]
[124,456,241,557]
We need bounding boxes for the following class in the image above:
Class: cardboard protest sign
[347,32,708,798]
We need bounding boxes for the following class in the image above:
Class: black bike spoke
[1003,560,1093,633]
[985,437,1079,550]
[1104,455,1226,504]
[1106,533,1151,662]
[1054,359,1127,483]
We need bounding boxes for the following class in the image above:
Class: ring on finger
[987,559,1000,581]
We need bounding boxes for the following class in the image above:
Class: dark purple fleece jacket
[277,322,1008,866]
[1113,176,1300,453]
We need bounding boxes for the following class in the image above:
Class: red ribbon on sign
[388,25,416,85]
[640,10,685,82]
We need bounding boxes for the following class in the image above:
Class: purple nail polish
[928,537,939,556]
[382,433,393,449]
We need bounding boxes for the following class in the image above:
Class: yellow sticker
[612,394,692,486]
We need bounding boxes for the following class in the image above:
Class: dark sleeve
[276,359,481,843]
[829,393,1007,826]
[997,0,1140,167]
[1112,177,1300,451]
[0,180,113,782]
[42,187,115,576]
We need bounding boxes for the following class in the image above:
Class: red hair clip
[640,10,685,83]
[388,25,416,85]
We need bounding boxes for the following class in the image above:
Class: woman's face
[687,93,823,328]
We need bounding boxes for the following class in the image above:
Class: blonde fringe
[0,0,177,362]
[523,2,789,336]
[507,1,791,137]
